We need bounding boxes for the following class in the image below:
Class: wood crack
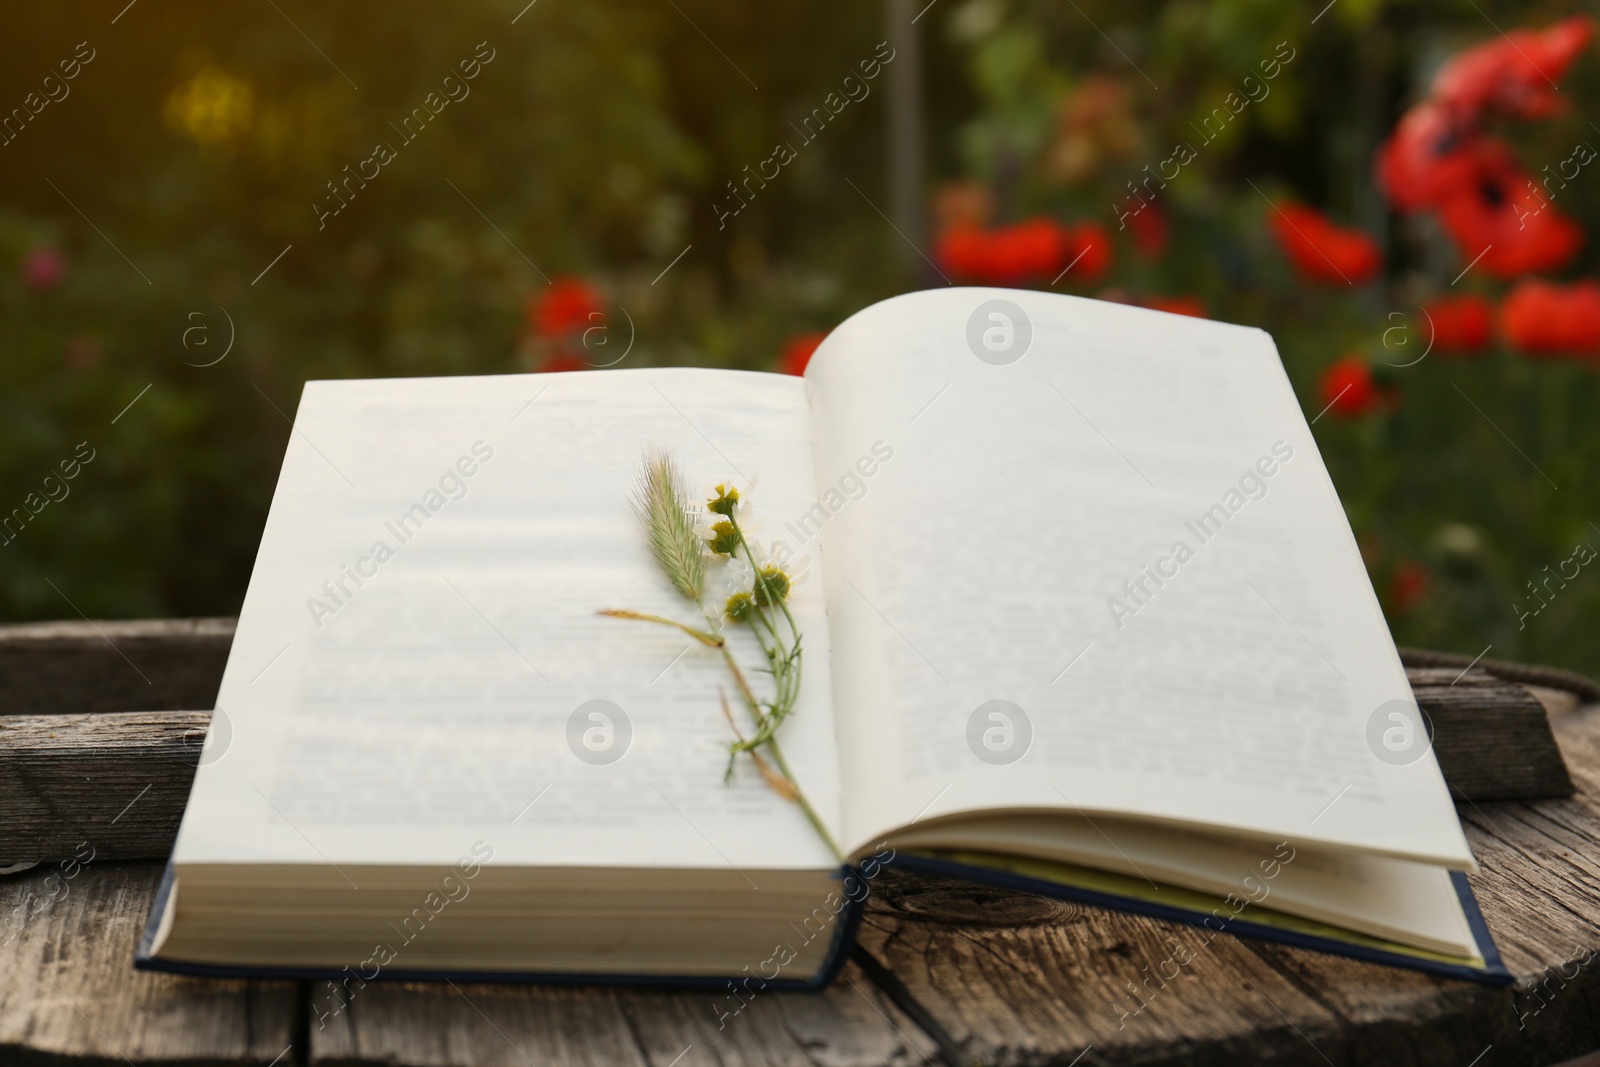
[850,942,971,1067]
[1238,941,1357,1036]
[291,979,311,1067]
[613,992,659,1067]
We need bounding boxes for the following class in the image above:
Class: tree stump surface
[2,618,1598,1066]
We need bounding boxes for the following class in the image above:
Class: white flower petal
[722,557,755,596]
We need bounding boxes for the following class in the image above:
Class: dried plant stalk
[631,452,705,602]
[604,452,842,863]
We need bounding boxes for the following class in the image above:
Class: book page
[888,816,1477,956]
[172,368,842,875]
[805,289,1472,868]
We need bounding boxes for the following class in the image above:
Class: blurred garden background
[3,0,1599,674]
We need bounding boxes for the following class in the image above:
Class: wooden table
[4,619,1600,1066]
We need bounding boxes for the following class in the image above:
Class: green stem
[729,515,799,706]
[766,734,844,862]
[714,515,840,862]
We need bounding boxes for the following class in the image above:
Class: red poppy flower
[1433,159,1584,279]
[528,277,605,338]
[1063,222,1113,285]
[1388,562,1430,614]
[1500,279,1600,356]
[1421,294,1493,354]
[1380,112,1583,276]
[1378,18,1594,280]
[934,217,1108,286]
[1431,16,1593,121]
[1143,295,1206,318]
[538,350,590,373]
[1127,201,1169,260]
[935,222,1014,282]
[1317,355,1384,417]
[1268,204,1381,285]
[1377,104,1503,214]
[22,246,66,292]
[934,225,990,280]
[780,331,828,376]
[986,218,1070,283]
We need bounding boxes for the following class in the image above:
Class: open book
[139,288,1506,990]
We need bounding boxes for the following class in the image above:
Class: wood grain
[0,618,233,717]
[0,711,207,866]
[308,965,938,1067]
[0,861,296,1066]
[1410,667,1574,800]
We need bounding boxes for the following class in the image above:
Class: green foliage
[2,0,1597,677]
[0,0,893,620]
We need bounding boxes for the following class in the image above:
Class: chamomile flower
[753,564,791,606]
[724,591,756,622]
[708,484,741,517]
[708,520,740,557]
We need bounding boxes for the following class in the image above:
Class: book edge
[890,853,1512,986]
[134,861,865,991]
